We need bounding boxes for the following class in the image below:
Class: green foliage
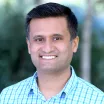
[91,32,104,91]
[0,4,36,91]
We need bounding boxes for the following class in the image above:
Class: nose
[42,40,54,53]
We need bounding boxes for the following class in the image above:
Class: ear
[26,38,30,54]
[72,36,79,53]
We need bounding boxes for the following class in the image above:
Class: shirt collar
[28,71,39,96]
[56,66,78,98]
[28,66,78,98]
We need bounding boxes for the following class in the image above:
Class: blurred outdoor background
[0,0,104,92]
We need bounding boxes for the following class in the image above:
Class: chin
[37,66,57,72]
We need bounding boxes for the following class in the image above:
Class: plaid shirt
[0,67,104,104]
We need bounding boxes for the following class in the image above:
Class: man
[0,2,104,104]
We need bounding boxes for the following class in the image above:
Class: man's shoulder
[0,76,33,96]
[77,77,104,95]
[73,77,104,103]
[0,76,34,104]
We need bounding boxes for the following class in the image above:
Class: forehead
[29,17,70,37]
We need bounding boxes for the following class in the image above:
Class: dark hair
[26,2,78,40]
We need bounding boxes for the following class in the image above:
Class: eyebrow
[52,33,63,37]
[33,35,44,39]
[32,33,63,39]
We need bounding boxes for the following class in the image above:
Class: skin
[27,17,79,99]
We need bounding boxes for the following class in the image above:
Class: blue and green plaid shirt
[0,67,104,104]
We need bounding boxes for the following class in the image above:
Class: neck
[37,67,71,100]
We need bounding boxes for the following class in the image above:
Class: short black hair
[26,2,78,40]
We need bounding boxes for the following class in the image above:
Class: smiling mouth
[40,56,57,59]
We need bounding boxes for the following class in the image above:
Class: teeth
[42,56,56,59]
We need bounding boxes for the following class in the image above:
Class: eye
[34,37,44,43]
[53,37,62,41]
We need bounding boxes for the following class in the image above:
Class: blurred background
[0,0,104,92]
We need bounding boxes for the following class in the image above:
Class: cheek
[29,45,39,61]
[29,44,40,53]
[61,44,73,59]
[59,43,72,52]
[30,45,37,53]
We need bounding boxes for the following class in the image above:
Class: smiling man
[0,2,104,104]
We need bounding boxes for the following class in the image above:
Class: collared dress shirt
[0,67,104,104]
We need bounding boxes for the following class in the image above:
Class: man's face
[27,17,79,73]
